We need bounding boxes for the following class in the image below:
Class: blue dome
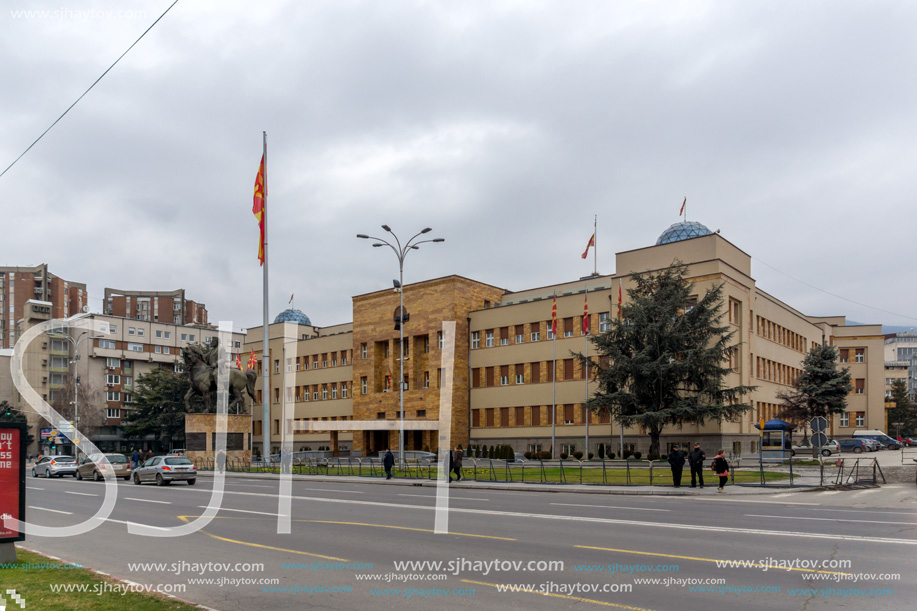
[273,309,312,325]
[656,221,713,245]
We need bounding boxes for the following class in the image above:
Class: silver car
[132,455,197,486]
[32,455,78,478]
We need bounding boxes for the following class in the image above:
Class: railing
[189,456,864,487]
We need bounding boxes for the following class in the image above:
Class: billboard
[0,423,27,543]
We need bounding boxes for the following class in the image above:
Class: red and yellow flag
[551,295,558,337]
[247,349,257,371]
[253,155,266,266]
[581,233,595,259]
[679,197,686,216]
[582,292,589,335]
[235,353,242,369]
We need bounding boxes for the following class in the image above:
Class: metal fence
[190,455,886,488]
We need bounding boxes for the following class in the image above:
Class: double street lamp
[357,226,444,466]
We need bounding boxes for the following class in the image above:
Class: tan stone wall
[184,413,252,463]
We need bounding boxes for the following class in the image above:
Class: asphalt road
[15,474,917,611]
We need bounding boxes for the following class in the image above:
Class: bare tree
[49,372,106,438]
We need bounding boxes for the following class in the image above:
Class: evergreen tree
[586,264,755,457]
[0,401,36,448]
[777,345,853,431]
[887,379,917,437]
[123,368,201,449]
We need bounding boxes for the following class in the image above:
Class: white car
[32,455,78,478]
[790,440,840,457]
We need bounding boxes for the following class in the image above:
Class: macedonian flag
[247,349,258,371]
[253,155,266,265]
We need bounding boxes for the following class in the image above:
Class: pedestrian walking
[383,448,394,480]
[145,449,153,462]
[712,449,730,493]
[688,444,706,488]
[667,445,686,487]
[452,446,463,482]
[131,448,140,469]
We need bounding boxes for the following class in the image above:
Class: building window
[530,362,541,384]
[563,317,573,338]
[500,407,509,427]
[471,331,480,349]
[855,349,865,363]
[341,383,348,398]
[564,404,574,425]
[855,379,865,394]
[156,330,163,338]
[287,358,293,372]
[331,385,337,399]
[485,331,494,347]
[100,339,118,349]
[839,349,849,363]
[361,343,368,359]
[424,371,430,388]
[472,409,480,427]
[485,408,495,427]
[123,376,132,387]
[515,363,524,385]
[500,327,509,345]
[137,329,145,336]
[125,342,141,352]
[438,331,444,350]
[321,386,328,400]
[155,346,162,354]
[547,321,555,341]
[105,391,120,402]
[531,323,541,342]
[163,346,170,355]
[106,408,121,419]
[105,374,120,385]
[274,360,280,374]
[105,357,120,369]
[128,328,135,336]
[855,412,865,427]
[599,312,610,333]
[189,334,194,341]
[564,358,575,380]
[486,367,494,387]
[840,412,849,427]
[164,331,171,339]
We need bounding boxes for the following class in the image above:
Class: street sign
[810,416,828,433]
[759,418,766,436]
[811,432,828,448]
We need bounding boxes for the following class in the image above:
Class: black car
[837,439,868,454]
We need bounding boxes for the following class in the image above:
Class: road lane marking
[125,497,171,504]
[551,503,669,512]
[807,508,917,516]
[27,506,72,514]
[64,491,97,497]
[817,491,842,496]
[745,514,916,526]
[301,519,514,540]
[104,518,171,531]
[26,486,44,490]
[399,494,490,501]
[462,579,656,610]
[573,546,851,575]
[850,489,881,495]
[176,516,347,561]
[302,488,364,494]
[679,497,819,505]
[111,485,917,545]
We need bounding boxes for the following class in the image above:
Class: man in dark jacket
[667,445,686,488]
[383,448,395,480]
[452,446,463,482]
[688,444,706,488]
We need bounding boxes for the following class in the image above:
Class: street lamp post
[49,331,99,458]
[357,226,444,467]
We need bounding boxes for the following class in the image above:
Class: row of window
[357,369,446,394]
[471,316,613,349]
[471,404,611,428]
[358,334,446,361]
[755,315,807,353]
[471,359,595,388]
[276,350,352,373]
[839,412,865,427]
[755,357,802,386]
[839,348,866,364]
[279,381,351,403]
[105,391,133,403]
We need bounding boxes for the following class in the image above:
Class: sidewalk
[197,469,827,496]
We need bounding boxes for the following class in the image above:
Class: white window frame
[471,332,480,349]
[855,413,865,427]
[531,331,540,342]
[106,408,121,419]
[500,375,509,386]
[361,343,368,359]
[599,312,610,333]
[331,386,337,399]
[100,339,117,349]
[105,374,120,385]
[485,332,494,347]
[515,334,524,344]
[515,373,524,384]
[361,377,368,395]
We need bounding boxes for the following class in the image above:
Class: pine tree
[886,379,917,437]
[0,401,36,448]
[123,368,200,450]
[777,345,853,431]
[587,264,755,457]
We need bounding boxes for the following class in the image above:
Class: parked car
[132,455,197,486]
[904,437,917,447]
[790,440,840,457]
[76,453,131,481]
[837,439,869,454]
[32,455,78,478]
[860,438,881,452]
[852,429,901,450]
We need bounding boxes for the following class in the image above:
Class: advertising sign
[0,423,27,543]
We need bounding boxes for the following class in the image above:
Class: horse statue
[182,339,257,414]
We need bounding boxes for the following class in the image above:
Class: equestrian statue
[182,338,257,414]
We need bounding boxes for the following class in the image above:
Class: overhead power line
[0,0,181,181]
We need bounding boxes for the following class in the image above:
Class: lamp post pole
[50,331,97,457]
[357,226,444,468]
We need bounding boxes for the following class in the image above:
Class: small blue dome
[656,221,713,245]
[273,309,312,325]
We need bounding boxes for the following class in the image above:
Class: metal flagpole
[593,215,597,276]
[261,131,270,461]
[618,277,624,457]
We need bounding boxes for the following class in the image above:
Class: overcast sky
[2,0,916,334]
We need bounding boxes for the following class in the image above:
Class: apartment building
[0,265,87,349]
[104,288,208,326]
[0,303,243,456]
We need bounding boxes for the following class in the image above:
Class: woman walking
[712,449,730,493]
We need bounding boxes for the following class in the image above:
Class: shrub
[560,452,568,460]
[572,451,584,460]
[622,450,633,459]
[489,445,495,459]
[607,452,616,459]
[587,452,594,460]
[539,451,552,460]
[633,451,642,460]
[424,445,430,453]
[305,446,312,451]
[524,451,532,460]
[647,452,660,461]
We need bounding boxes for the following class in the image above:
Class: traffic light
[3,407,9,416]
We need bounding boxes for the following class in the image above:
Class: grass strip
[0,547,201,610]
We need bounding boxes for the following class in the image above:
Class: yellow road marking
[462,579,656,610]
[176,516,346,561]
[574,546,851,575]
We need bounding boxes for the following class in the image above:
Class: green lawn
[0,548,201,610]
